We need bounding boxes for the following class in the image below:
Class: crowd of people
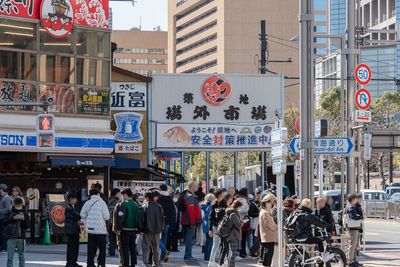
[0,181,365,267]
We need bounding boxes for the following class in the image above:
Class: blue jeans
[160,224,170,258]
[184,225,195,260]
[204,233,213,261]
[7,239,25,267]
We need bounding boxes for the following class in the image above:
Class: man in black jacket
[65,193,82,267]
[157,184,174,261]
[291,199,334,263]
[3,196,29,267]
[314,197,335,234]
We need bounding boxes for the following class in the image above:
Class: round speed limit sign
[354,63,372,85]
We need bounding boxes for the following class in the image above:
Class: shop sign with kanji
[111,82,146,111]
[156,123,273,150]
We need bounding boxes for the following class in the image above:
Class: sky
[110,0,168,31]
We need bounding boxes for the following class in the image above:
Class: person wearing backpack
[208,190,227,267]
[259,194,277,267]
[344,194,364,267]
[3,196,29,267]
[201,193,216,262]
[218,200,242,267]
[286,198,334,263]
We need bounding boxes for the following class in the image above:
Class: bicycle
[287,228,347,267]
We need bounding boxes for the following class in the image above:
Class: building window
[176,46,217,68]
[177,8,217,32]
[177,21,217,44]
[177,0,190,7]
[114,48,167,54]
[39,85,75,113]
[77,29,111,58]
[177,34,217,56]
[183,60,217,73]
[176,0,214,21]
[0,50,37,81]
[0,19,37,50]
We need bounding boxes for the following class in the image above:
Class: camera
[46,96,54,104]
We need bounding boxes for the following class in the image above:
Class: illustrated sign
[355,88,372,110]
[155,123,273,150]
[78,88,110,115]
[354,63,372,86]
[46,194,66,234]
[112,180,165,194]
[115,143,142,154]
[114,112,143,142]
[1,0,109,29]
[151,74,284,150]
[0,81,36,111]
[111,82,146,111]
[289,136,353,155]
[355,110,372,123]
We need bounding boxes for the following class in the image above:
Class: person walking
[115,188,140,267]
[208,190,227,267]
[248,188,262,257]
[345,194,364,267]
[180,181,202,261]
[236,188,250,258]
[80,188,110,267]
[219,200,242,267]
[139,191,164,267]
[201,193,216,262]
[65,193,82,267]
[157,184,174,262]
[0,184,12,252]
[259,194,277,267]
[107,188,121,257]
[3,196,29,267]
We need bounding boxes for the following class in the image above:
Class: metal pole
[277,173,284,267]
[180,152,185,192]
[357,130,361,193]
[165,160,170,186]
[233,152,238,188]
[346,0,356,195]
[261,152,266,190]
[206,151,210,192]
[300,0,314,199]
[260,20,267,74]
[340,37,346,211]
[367,160,370,189]
[318,155,324,196]
[389,152,393,184]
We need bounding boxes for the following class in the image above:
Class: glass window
[77,88,110,115]
[40,30,73,54]
[39,85,75,113]
[0,81,37,111]
[314,0,327,11]
[77,29,110,58]
[0,50,37,81]
[0,19,37,50]
[39,55,74,84]
[77,58,110,87]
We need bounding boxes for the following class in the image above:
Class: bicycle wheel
[288,250,310,267]
[325,246,347,267]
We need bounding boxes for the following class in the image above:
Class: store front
[0,0,111,241]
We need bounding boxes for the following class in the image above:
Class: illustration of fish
[163,127,191,144]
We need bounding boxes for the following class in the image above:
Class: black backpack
[284,210,303,238]
[217,213,234,238]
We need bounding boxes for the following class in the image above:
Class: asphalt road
[0,219,399,267]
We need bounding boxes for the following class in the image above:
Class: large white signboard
[111,82,146,111]
[150,74,284,151]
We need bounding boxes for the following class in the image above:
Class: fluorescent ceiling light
[44,43,81,46]
[0,23,33,30]
[4,31,33,37]
[0,42,14,46]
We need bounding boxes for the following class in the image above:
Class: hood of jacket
[159,191,170,197]
[225,207,238,216]
[299,205,312,214]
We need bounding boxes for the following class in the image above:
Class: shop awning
[49,155,115,167]
[114,157,140,169]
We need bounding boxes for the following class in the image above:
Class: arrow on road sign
[289,137,353,155]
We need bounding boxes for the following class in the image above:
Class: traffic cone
[41,220,52,245]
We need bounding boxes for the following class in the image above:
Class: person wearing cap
[115,188,140,267]
[3,196,29,267]
[0,183,12,252]
[80,188,110,267]
[259,194,277,267]
[65,192,82,267]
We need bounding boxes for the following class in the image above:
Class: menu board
[78,88,110,115]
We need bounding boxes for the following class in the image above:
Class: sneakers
[321,252,335,263]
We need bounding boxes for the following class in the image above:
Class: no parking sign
[355,88,372,110]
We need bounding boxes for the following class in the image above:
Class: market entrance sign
[150,74,284,151]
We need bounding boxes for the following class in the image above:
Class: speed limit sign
[354,63,372,85]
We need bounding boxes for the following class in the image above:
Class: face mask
[173,197,178,202]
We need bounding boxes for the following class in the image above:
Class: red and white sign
[295,117,300,133]
[1,0,109,29]
[355,110,372,123]
[202,75,232,106]
[355,88,372,110]
[354,64,372,86]
[40,0,74,38]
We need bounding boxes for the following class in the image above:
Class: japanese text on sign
[111,82,146,111]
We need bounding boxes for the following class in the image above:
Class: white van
[385,186,400,198]
[360,189,387,218]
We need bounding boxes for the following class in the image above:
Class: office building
[112,29,168,75]
[328,0,346,51]
[168,0,300,107]
[314,0,329,56]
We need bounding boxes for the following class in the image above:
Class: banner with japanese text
[150,74,284,151]
[155,123,273,151]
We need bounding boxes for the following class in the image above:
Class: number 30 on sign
[354,64,372,86]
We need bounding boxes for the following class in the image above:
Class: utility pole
[346,0,356,195]
[259,20,267,74]
[299,0,314,199]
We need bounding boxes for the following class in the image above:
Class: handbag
[343,212,363,229]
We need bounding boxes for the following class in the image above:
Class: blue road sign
[289,137,353,155]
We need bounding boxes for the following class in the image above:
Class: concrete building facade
[168,0,300,107]
[112,29,168,76]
